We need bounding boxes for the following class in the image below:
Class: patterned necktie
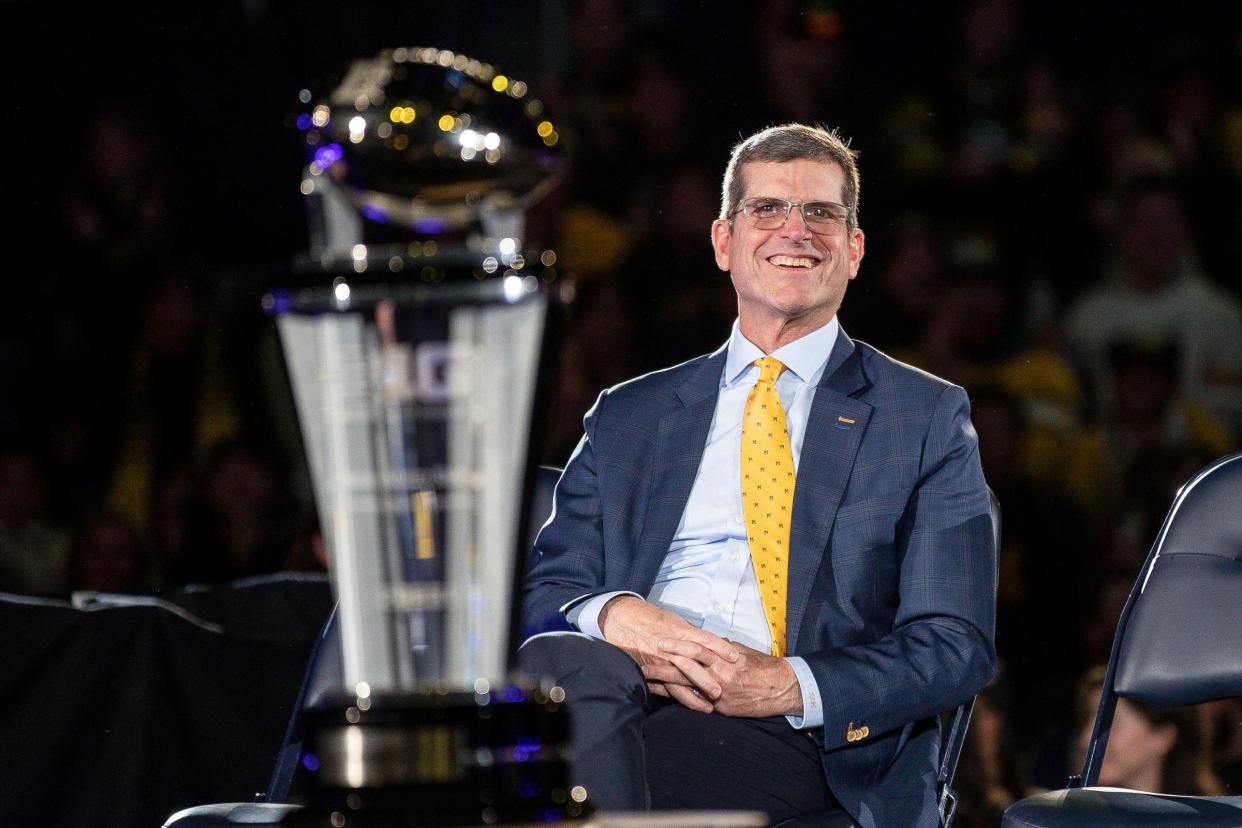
[741,356,795,657]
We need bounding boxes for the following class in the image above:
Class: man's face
[712,159,864,333]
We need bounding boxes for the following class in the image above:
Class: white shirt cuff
[562,591,642,639]
[784,656,823,729]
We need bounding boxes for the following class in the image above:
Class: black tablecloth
[0,574,334,828]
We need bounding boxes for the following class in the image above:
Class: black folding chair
[1002,452,1242,827]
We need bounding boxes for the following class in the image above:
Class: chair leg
[940,783,959,827]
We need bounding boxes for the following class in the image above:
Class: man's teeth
[769,255,817,268]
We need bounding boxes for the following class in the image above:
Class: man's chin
[754,302,837,329]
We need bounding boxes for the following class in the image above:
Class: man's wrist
[784,656,823,728]
[779,659,804,715]
[597,594,641,638]
[564,591,640,639]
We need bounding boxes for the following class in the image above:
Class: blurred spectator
[68,512,147,593]
[1007,60,1092,305]
[44,104,191,524]
[542,0,636,216]
[847,213,945,352]
[623,38,694,175]
[1208,698,1242,794]
[283,510,329,575]
[542,278,639,465]
[972,385,1092,772]
[173,440,292,585]
[1154,49,1242,274]
[953,669,1025,828]
[896,251,1084,484]
[104,270,241,533]
[1076,666,1223,796]
[1065,177,1242,431]
[61,105,178,272]
[948,0,1023,187]
[1064,339,1232,544]
[1010,61,1079,178]
[620,161,736,372]
[754,0,851,126]
[1080,573,1133,669]
[0,447,71,596]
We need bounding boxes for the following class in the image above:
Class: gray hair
[720,123,861,230]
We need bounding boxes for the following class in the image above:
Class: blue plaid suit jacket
[522,329,997,828]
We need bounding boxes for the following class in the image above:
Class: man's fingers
[642,660,720,700]
[694,633,742,662]
[647,677,714,713]
[656,638,708,662]
[656,637,741,668]
[642,662,695,687]
[666,682,714,714]
[660,654,722,699]
[640,660,720,705]
[659,631,740,663]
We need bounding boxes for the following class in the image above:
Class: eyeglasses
[730,197,850,231]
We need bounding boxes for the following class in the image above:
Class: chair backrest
[265,603,340,801]
[936,486,1002,827]
[1079,451,1242,787]
[525,465,561,561]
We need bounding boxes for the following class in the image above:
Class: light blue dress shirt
[567,316,839,729]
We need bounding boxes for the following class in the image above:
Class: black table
[0,574,334,828]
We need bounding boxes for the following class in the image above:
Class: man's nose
[780,206,813,239]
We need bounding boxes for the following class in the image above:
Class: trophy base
[290,686,582,826]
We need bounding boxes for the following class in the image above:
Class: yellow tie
[741,356,795,657]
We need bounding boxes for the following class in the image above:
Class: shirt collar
[722,316,840,388]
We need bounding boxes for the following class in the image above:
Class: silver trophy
[270,48,577,825]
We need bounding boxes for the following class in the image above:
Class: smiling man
[521,124,997,828]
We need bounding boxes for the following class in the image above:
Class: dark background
[1,1,1240,826]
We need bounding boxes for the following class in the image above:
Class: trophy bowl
[293,47,568,234]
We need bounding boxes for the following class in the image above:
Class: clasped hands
[598,595,802,718]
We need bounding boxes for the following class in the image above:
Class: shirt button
[714,603,726,614]
[729,552,740,562]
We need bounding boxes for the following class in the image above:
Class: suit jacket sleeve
[522,390,611,635]
[802,384,997,751]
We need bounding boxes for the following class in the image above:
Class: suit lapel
[787,330,872,653]
[632,348,727,591]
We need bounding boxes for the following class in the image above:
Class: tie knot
[754,356,785,386]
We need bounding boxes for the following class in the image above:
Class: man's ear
[848,227,865,279]
[711,219,731,272]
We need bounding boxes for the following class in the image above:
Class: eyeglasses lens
[743,199,846,229]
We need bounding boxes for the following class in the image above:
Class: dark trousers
[517,632,849,825]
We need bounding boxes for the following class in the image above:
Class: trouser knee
[517,632,646,701]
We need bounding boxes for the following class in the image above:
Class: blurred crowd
[2,0,1239,821]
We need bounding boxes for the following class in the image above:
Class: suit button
[859,726,870,738]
